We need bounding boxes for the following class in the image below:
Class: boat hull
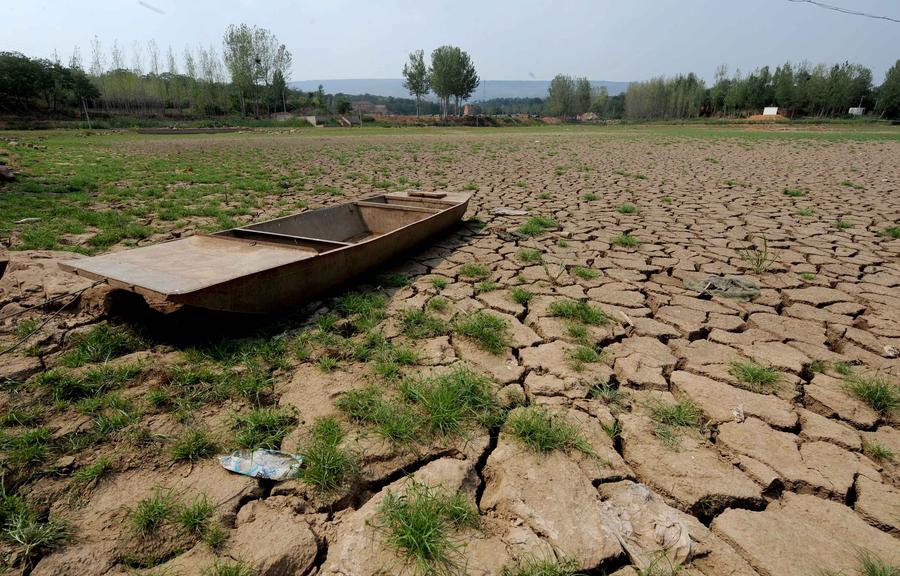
[60,192,469,314]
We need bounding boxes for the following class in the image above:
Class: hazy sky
[7,0,900,82]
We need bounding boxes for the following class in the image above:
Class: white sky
[7,0,900,82]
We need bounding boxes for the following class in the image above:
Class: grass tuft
[517,216,558,236]
[862,439,894,463]
[548,299,610,326]
[571,266,599,280]
[232,408,296,449]
[458,263,491,280]
[843,374,899,415]
[61,324,143,367]
[505,407,593,454]
[729,361,782,393]
[616,203,638,214]
[401,309,447,339]
[375,480,478,574]
[453,311,511,354]
[510,287,534,305]
[516,249,543,264]
[172,429,219,462]
[299,417,357,493]
[737,238,780,274]
[611,233,639,248]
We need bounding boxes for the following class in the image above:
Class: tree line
[624,60,900,120]
[0,24,323,118]
[401,46,479,117]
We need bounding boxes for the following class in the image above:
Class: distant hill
[288,79,630,100]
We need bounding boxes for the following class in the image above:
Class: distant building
[848,107,865,116]
[463,104,475,116]
[762,107,780,116]
[353,101,389,115]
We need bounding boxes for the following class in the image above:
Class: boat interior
[214,191,463,253]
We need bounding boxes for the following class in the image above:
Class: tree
[335,96,352,114]
[402,49,429,117]
[574,77,591,115]
[876,59,900,118]
[428,45,479,117]
[546,74,575,117]
[590,85,609,114]
[271,69,286,113]
[222,24,254,115]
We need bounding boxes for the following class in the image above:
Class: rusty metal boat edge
[59,191,471,314]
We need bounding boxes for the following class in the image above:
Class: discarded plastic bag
[218,449,303,481]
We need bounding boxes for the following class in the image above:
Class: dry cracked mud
[1,127,899,575]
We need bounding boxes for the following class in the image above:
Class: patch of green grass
[462,182,479,191]
[570,266,598,280]
[401,309,447,339]
[300,417,357,492]
[2,510,69,563]
[171,429,218,462]
[316,355,341,373]
[204,560,255,576]
[335,291,387,332]
[0,427,51,467]
[616,203,638,214]
[566,345,605,372]
[432,277,449,290]
[843,374,899,415]
[783,187,808,197]
[647,398,701,447]
[611,233,639,248]
[61,324,143,367]
[475,280,499,293]
[517,249,543,264]
[517,216,558,236]
[505,407,593,455]
[799,272,816,280]
[458,263,491,280]
[12,318,39,340]
[500,557,581,576]
[375,480,479,575]
[835,220,854,230]
[590,382,628,413]
[231,408,296,449]
[68,457,114,496]
[795,208,814,217]
[338,386,420,445]
[176,496,213,537]
[840,180,864,190]
[581,193,599,201]
[661,196,673,204]
[427,296,450,312]
[0,407,43,428]
[548,299,610,326]
[556,239,569,248]
[834,361,854,376]
[453,311,511,354]
[729,361,782,393]
[509,287,534,305]
[515,180,526,188]
[400,366,502,436]
[862,439,894,463]
[536,192,551,200]
[33,364,141,404]
[881,226,900,239]
[131,489,176,535]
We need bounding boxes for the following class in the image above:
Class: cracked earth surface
[1,128,899,575]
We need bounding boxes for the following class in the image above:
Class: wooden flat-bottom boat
[60,191,471,314]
